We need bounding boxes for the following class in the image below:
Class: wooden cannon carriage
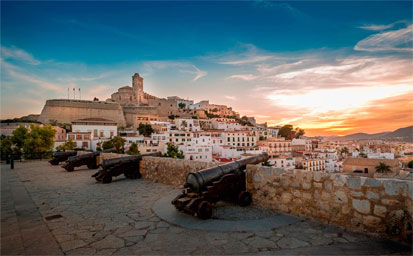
[172,153,269,219]
[49,151,77,165]
[62,148,115,172]
[92,152,162,183]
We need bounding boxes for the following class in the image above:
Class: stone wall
[246,165,413,242]
[38,99,126,126]
[141,157,219,187]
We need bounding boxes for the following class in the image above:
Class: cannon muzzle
[186,152,268,193]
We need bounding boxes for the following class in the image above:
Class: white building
[69,118,117,150]
[180,144,212,162]
[269,157,296,170]
[213,145,262,160]
[325,159,342,173]
[224,130,257,148]
[175,119,201,132]
[211,118,243,131]
[367,153,395,159]
[292,139,312,151]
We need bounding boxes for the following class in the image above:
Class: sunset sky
[1,1,412,136]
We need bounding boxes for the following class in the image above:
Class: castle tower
[132,73,147,105]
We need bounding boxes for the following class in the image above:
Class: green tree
[0,136,13,160]
[12,125,28,151]
[111,136,126,153]
[341,147,349,157]
[127,142,140,155]
[165,143,184,159]
[296,128,305,138]
[262,161,273,167]
[23,125,56,158]
[102,140,114,150]
[49,119,58,126]
[279,125,295,139]
[408,160,413,169]
[93,97,99,101]
[375,162,392,174]
[178,102,186,109]
[138,123,154,137]
[56,138,76,151]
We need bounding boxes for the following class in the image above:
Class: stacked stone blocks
[140,157,219,187]
[246,165,412,242]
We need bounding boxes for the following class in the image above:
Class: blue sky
[1,1,412,135]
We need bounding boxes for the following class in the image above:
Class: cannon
[172,153,269,219]
[62,148,115,172]
[49,151,77,165]
[92,152,162,183]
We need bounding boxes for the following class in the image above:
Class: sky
[1,1,412,136]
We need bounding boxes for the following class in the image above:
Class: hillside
[334,126,413,142]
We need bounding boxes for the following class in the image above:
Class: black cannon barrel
[101,152,162,168]
[53,151,77,157]
[67,151,99,162]
[185,152,269,193]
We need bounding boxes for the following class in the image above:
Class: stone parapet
[141,157,219,187]
[246,165,413,242]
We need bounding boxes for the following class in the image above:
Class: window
[68,135,74,139]
[76,134,82,140]
[198,149,202,152]
[110,131,114,137]
[82,141,88,148]
[84,135,90,140]
[100,131,104,137]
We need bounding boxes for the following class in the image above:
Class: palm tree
[375,162,392,174]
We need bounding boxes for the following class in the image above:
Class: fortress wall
[38,99,126,126]
[246,165,413,242]
[123,106,158,127]
[141,156,219,187]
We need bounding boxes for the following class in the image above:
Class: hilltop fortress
[38,73,239,127]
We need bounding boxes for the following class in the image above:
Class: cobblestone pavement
[1,161,412,255]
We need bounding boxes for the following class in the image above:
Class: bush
[127,142,139,155]
[23,125,56,159]
[138,123,154,137]
[56,138,76,152]
[165,143,184,159]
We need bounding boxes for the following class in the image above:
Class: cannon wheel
[132,172,142,179]
[87,163,98,169]
[198,201,213,220]
[66,166,74,172]
[401,212,412,243]
[102,175,112,184]
[238,191,252,207]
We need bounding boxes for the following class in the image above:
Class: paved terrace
[1,160,411,255]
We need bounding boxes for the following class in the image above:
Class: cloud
[224,96,237,100]
[228,74,258,81]
[358,20,408,31]
[220,55,273,65]
[1,45,41,65]
[7,70,62,91]
[191,65,207,82]
[359,24,395,31]
[354,24,413,52]
[143,61,207,82]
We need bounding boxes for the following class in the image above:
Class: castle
[38,73,239,127]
